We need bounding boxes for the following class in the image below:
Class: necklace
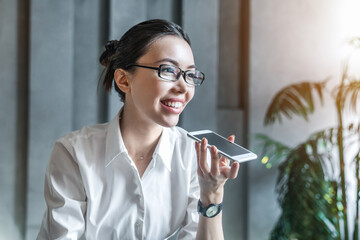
[129,144,156,162]
[134,152,146,161]
[118,108,156,162]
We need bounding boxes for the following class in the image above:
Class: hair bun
[99,40,119,67]
[105,40,119,52]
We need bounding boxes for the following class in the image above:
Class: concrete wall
[27,1,75,238]
[1,0,228,239]
[0,1,25,239]
[182,0,219,132]
[218,1,248,239]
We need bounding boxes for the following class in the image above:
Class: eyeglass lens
[159,65,204,85]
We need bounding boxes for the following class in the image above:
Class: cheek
[131,74,161,99]
[140,82,167,105]
[187,87,195,102]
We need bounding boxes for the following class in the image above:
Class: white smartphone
[187,130,257,163]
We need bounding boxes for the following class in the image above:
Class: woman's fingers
[210,146,220,176]
[219,157,228,167]
[196,136,239,180]
[228,135,235,143]
[229,162,240,179]
[195,141,204,177]
[199,138,210,174]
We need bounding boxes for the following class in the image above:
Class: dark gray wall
[27,1,75,238]
[0,1,24,239]
[0,0,250,239]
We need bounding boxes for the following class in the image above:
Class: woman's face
[125,35,196,128]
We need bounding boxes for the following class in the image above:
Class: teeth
[163,101,183,108]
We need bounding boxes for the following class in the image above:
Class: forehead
[139,35,195,66]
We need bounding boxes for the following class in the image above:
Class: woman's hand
[195,136,240,206]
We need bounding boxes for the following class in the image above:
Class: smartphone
[187,130,257,163]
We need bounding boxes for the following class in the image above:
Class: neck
[119,106,163,160]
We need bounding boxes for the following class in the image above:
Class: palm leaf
[253,134,291,165]
[267,122,360,240]
[264,80,328,126]
[293,82,314,112]
[341,80,360,112]
[270,142,340,240]
[262,38,360,239]
[255,130,341,239]
[334,66,349,111]
[307,128,339,176]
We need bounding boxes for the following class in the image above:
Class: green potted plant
[255,37,360,240]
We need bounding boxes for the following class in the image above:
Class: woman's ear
[114,68,131,93]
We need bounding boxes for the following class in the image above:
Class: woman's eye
[187,73,196,78]
[162,67,176,74]
[187,72,201,79]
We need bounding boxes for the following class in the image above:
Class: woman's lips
[161,99,184,114]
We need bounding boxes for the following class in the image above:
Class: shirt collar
[153,127,173,171]
[104,112,127,167]
[104,111,174,171]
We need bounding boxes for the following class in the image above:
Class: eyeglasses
[126,64,205,86]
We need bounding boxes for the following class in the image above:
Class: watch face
[206,205,219,217]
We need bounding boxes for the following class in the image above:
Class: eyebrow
[155,58,197,69]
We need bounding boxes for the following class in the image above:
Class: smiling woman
[37,19,239,240]
[114,35,196,128]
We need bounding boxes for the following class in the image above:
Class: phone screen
[192,133,250,156]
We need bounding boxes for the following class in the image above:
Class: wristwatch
[197,199,223,218]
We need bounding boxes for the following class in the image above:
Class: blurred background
[1,0,360,239]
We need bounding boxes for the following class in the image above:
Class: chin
[161,121,178,128]
[159,117,179,128]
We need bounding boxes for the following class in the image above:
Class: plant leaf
[342,80,360,112]
[264,80,328,126]
[270,142,340,239]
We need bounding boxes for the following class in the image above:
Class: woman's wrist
[200,189,224,206]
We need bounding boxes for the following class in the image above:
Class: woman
[38,19,239,240]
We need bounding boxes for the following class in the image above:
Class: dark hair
[99,19,191,102]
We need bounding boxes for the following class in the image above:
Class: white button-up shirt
[37,113,200,240]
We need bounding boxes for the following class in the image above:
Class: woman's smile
[160,98,185,114]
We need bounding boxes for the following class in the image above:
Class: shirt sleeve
[176,151,200,240]
[37,140,87,240]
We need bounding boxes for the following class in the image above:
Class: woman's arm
[195,136,240,240]
[37,141,87,240]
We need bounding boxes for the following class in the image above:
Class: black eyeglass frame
[126,64,205,86]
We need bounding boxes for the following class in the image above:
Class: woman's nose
[174,74,189,93]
